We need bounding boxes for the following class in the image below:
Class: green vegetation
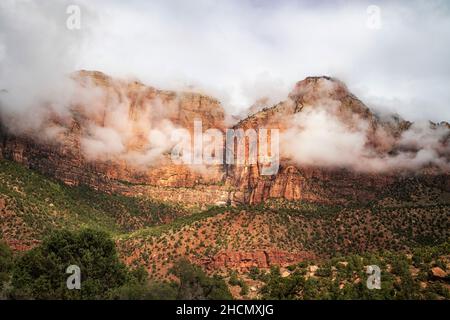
[251,199,450,257]
[1,229,231,300]
[1,158,449,300]
[0,240,13,296]
[170,259,232,300]
[229,271,249,296]
[119,205,230,240]
[10,229,129,299]
[0,159,187,238]
[260,242,450,300]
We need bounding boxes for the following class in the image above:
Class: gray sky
[1,0,450,121]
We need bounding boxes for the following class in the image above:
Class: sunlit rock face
[1,72,449,207]
[226,76,450,205]
[0,70,227,197]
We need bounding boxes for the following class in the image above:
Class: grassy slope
[0,159,189,242]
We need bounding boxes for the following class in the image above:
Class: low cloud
[282,79,450,172]
[0,0,449,172]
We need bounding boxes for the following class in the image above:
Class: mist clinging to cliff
[0,0,450,172]
[281,78,450,172]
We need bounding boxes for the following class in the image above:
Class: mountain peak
[289,76,349,101]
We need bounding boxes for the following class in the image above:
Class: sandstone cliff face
[1,70,226,197]
[226,76,450,205]
[1,72,449,207]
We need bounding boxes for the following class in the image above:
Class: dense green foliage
[0,230,231,300]
[107,267,178,300]
[170,259,232,300]
[259,242,450,300]
[10,229,129,299]
[0,240,13,295]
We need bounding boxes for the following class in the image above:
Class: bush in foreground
[5,229,231,300]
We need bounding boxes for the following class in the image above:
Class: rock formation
[199,250,316,272]
[1,71,449,208]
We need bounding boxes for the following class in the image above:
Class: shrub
[170,259,232,300]
[0,240,13,295]
[10,229,128,299]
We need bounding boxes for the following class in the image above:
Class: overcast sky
[1,0,450,121]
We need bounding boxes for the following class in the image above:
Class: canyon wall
[1,72,449,208]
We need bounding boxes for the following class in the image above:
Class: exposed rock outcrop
[226,76,450,205]
[1,72,449,208]
[200,249,316,272]
[1,70,227,197]
[430,267,448,279]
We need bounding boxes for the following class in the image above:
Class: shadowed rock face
[1,72,449,207]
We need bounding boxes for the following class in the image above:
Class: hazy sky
[1,0,450,120]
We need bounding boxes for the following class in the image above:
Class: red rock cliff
[1,72,449,206]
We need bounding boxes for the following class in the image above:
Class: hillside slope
[0,159,188,250]
[1,158,448,270]
[0,158,448,300]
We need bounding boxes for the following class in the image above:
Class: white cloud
[1,0,449,122]
[281,79,450,172]
[0,1,448,172]
[73,0,450,120]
